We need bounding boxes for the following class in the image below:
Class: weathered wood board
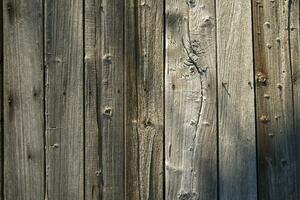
[85,0,125,199]
[165,0,217,199]
[125,0,164,199]
[253,0,299,199]
[3,0,44,199]
[217,0,257,199]
[45,0,84,199]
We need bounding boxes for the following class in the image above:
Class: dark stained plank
[125,0,164,199]
[45,0,84,199]
[84,0,101,199]
[3,0,44,199]
[216,0,257,199]
[84,0,125,199]
[165,0,217,199]
[253,0,299,199]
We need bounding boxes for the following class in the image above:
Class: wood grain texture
[165,0,217,199]
[290,1,300,198]
[253,0,299,199]
[216,0,257,199]
[3,0,44,199]
[0,1,3,199]
[96,0,125,199]
[84,0,101,199]
[125,0,164,199]
[45,0,84,199]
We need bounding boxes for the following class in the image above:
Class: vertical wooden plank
[3,0,44,199]
[290,1,300,197]
[84,0,125,199]
[253,0,299,199]
[217,0,257,199]
[125,0,164,199]
[165,0,217,199]
[84,0,101,199]
[0,0,3,199]
[45,0,84,199]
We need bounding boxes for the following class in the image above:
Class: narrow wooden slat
[93,0,125,200]
[290,1,300,197]
[84,0,101,199]
[165,0,217,199]
[216,0,257,199]
[125,0,164,199]
[253,0,299,198]
[3,0,44,199]
[45,0,84,199]
[0,1,3,199]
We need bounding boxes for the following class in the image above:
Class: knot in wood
[257,72,267,85]
[260,115,269,124]
[103,54,112,64]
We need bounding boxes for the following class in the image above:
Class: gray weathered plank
[290,1,300,197]
[93,0,125,200]
[3,0,44,199]
[217,0,257,199]
[45,0,84,199]
[84,0,101,199]
[165,0,217,199]
[125,0,164,199]
[0,1,3,199]
[253,0,299,199]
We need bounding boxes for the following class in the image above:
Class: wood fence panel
[165,0,217,199]
[217,0,257,199]
[3,0,44,199]
[125,0,164,199]
[45,0,84,199]
[253,0,299,199]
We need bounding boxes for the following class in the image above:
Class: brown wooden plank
[45,0,84,199]
[253,0,299,199]
[3,0,44,199]
[217,0,257,199]
[125,0,164,199]
[165,0,218,199]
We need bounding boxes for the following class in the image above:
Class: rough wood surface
[253,0,299,199]
[125,0,164,199]
[217,0,257,199]
[3,0,44,199]
[45,0,84,199]
[84,0,101,199]
[0,1,3,199]
[95,0,125,199]
[165,0,217,199]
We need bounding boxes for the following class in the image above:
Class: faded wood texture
[165,0,217,199]
[84,0,101,199]
[125,0,164,199]
[45,0,84,199]
[2,0,300,199]
[84,0,125,199]
[3,0,44,199]
[253,0,299,199]
[217,0,257,199]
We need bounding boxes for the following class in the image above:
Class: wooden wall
[1,0,299,199]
